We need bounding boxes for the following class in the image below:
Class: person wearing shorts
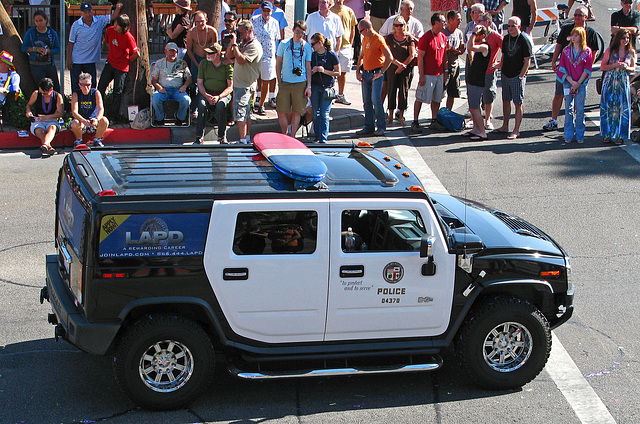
[443,11,464,111]
[228,20,263,144]
[275,20,312,136]
[412,13,448,134]
[495,16,532,139]
[71,72,109,147]
[25,77,63,156]
[477,12,502,130]
[465,25,491,140]
[331,0,357,105]
[252,2,281,114]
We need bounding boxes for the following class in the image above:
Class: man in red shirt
[97,14,139,121]
[412,13,448,134]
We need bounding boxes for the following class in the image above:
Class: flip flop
[492,128,509,133]
[470,135,488,141]
[462,131,477,137]
[507,134,519,140]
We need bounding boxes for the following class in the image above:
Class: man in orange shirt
[355,19,392,136]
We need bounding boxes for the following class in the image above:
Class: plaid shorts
[501,75,526,104]
[233,86,255,122]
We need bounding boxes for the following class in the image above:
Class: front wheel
[458,296,551,390]
[113,315,215,410]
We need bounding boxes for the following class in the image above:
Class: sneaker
[192,110,198,119]
[543,119,558,131]
[336,94,351,105]
[485,121,494,130]
[153,119,164,126]
[193,138,204,145]
[175,118,186,126]
[269,98,277,109]
[355,128,374,136]
[374,128,385,136]
[254,98,261,110]
[256,106,266,115]
[93,138,104,147]
[394,109,401,121]
[219,137,228,144]
[73,140,83,147]
[411,121,422,134]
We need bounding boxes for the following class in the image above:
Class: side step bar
[230,356,443,380]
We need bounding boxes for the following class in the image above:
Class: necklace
[41,92,55,114]
[196,26,208,48]
[507,33,520,54]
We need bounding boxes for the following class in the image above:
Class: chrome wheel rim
[483,322,532,372]
[139,340,194,392]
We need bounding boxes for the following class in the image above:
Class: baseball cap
[80,2,92,12]
[204,43,222,54]
[166,42,179,51]
[261,1,273,10]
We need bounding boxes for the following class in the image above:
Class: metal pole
[60,2,66,95]
[294,0,307,23]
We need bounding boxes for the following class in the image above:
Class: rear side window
[233,211,318,255]
[57,175,88,260]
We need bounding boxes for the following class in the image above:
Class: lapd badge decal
[383,262,404,284]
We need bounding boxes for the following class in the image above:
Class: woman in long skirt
[600,29,636,145]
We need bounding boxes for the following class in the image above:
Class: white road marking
[388,136,617,424]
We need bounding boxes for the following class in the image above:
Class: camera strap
[290,38,304,74]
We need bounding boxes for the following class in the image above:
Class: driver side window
[341,209,426,253]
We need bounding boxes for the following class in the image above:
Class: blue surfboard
[253,133,328,183]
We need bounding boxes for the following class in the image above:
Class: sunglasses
[574,13,585,17]
[79,83,91,86]
[224,18,235,22]
[294,29,305,34]
[311,41,319,46]
[508,24,518,27]
[393,23,404,27]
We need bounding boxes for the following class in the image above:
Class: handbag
[436,108,465,131]
[323,87,338,101]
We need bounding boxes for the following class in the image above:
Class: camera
[292,67,302,76]
[223,33,234,39]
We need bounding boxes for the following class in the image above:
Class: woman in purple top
[557,27,592,144]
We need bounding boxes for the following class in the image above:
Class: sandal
[386,117,393,124]
[398,117,406,126]
[470,134,488,141]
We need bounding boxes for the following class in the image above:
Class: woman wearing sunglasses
[384,16,416,127]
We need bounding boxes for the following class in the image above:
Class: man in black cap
[194,43,234,144]
[67,1,123,91]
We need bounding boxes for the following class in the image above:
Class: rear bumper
[44,255,120,355]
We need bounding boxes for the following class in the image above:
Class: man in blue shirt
[66,2,123,91]
[275,20,312,136]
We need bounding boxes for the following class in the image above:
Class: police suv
[41,140,574,410]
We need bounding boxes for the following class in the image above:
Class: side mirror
[449,232,485,255]
[420,235,437,258]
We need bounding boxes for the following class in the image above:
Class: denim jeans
[311,85,333,143]
[152,87,191,121]
[361,70,385,132]
[98,62,128,119]
[195,92,231,139]
[71,63,96,91]
[30,63,60,93]
[563,81,587,141]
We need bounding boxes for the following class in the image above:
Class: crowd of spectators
[5,0,640,153]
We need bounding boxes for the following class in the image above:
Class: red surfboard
[253,133,328,183]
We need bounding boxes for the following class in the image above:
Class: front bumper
[44,255,120,355]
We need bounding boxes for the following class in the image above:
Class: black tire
[458,296,551,390]
[113,315,215,410]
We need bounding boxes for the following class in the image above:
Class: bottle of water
[361,242,368,252]
[345,227,355,252]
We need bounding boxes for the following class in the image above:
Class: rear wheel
[459,297,551,389]
[113,315,215,410]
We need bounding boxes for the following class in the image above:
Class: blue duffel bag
[436,108,465,132]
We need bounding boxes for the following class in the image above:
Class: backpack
[436,108,465,132]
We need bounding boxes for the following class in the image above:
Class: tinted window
[341,209,425,252]
[233,211,318,255]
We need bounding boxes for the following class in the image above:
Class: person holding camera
[220,10,238,56]
[25,77,64,157]
[310,32,341,143]
[275,20,312,136]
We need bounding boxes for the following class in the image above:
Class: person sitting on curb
[151,42,192,126]
[0,50,21,112]
[71,72,109,147]
[25,77,64,157]
[194,43,234,145]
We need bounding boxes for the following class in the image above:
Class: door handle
[340,265,364,278]
[223,268,249,280]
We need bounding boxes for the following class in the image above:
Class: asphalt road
[1,0,640,423]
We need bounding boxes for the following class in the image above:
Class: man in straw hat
[194,43,233,144]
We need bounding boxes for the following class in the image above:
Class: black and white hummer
[41,142,573,410]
